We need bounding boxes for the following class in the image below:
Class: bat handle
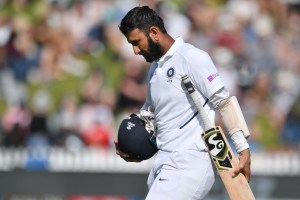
[181,75,213,130]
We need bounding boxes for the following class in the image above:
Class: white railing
[0,147,299,176]
[0,147,154,173]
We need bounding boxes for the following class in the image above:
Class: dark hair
[119,6,167,36]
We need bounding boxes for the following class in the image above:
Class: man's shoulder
[177,43,210,60]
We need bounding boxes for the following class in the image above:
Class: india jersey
[144,37,224,152]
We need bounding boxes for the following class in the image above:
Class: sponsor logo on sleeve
[207,73,219,82]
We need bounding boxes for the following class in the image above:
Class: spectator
[49,93,81,147]
[116,58,147,114]
[2,101,31,146]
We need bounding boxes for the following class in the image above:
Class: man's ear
[149,26,160,42]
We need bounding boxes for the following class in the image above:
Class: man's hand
[114,140,141,162]
[232,148,251,182]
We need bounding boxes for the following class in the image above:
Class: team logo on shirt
[166,67,175,82]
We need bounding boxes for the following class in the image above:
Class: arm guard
[217,96,250,138]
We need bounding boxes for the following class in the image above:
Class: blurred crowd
[0,0,299,154]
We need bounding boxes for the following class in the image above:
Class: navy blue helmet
[118,114,158,161]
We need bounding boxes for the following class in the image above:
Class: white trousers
[146,149,215,200]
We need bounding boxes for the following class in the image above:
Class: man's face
[127,28,164,63]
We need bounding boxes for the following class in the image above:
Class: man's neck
[161,35,175,55]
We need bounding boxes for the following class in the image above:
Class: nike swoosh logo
[159,178,168,181]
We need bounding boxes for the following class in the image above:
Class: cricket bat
[181,75,255,200]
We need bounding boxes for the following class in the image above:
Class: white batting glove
[139,109,156,135]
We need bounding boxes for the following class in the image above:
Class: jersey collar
[156,37,184,66]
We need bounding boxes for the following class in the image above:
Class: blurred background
[0,0,299,199]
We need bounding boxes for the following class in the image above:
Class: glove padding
[131,108,157,146]
[139,109,156,134]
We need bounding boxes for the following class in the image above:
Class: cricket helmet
[118,114,158,161]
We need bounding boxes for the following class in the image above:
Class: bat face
[202,126,233,171]
[203,126,256,200]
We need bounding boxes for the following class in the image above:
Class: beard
[140,35,164,63]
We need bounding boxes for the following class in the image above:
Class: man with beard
[115,6,252,200]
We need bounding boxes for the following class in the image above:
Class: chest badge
[166,67,175,82]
